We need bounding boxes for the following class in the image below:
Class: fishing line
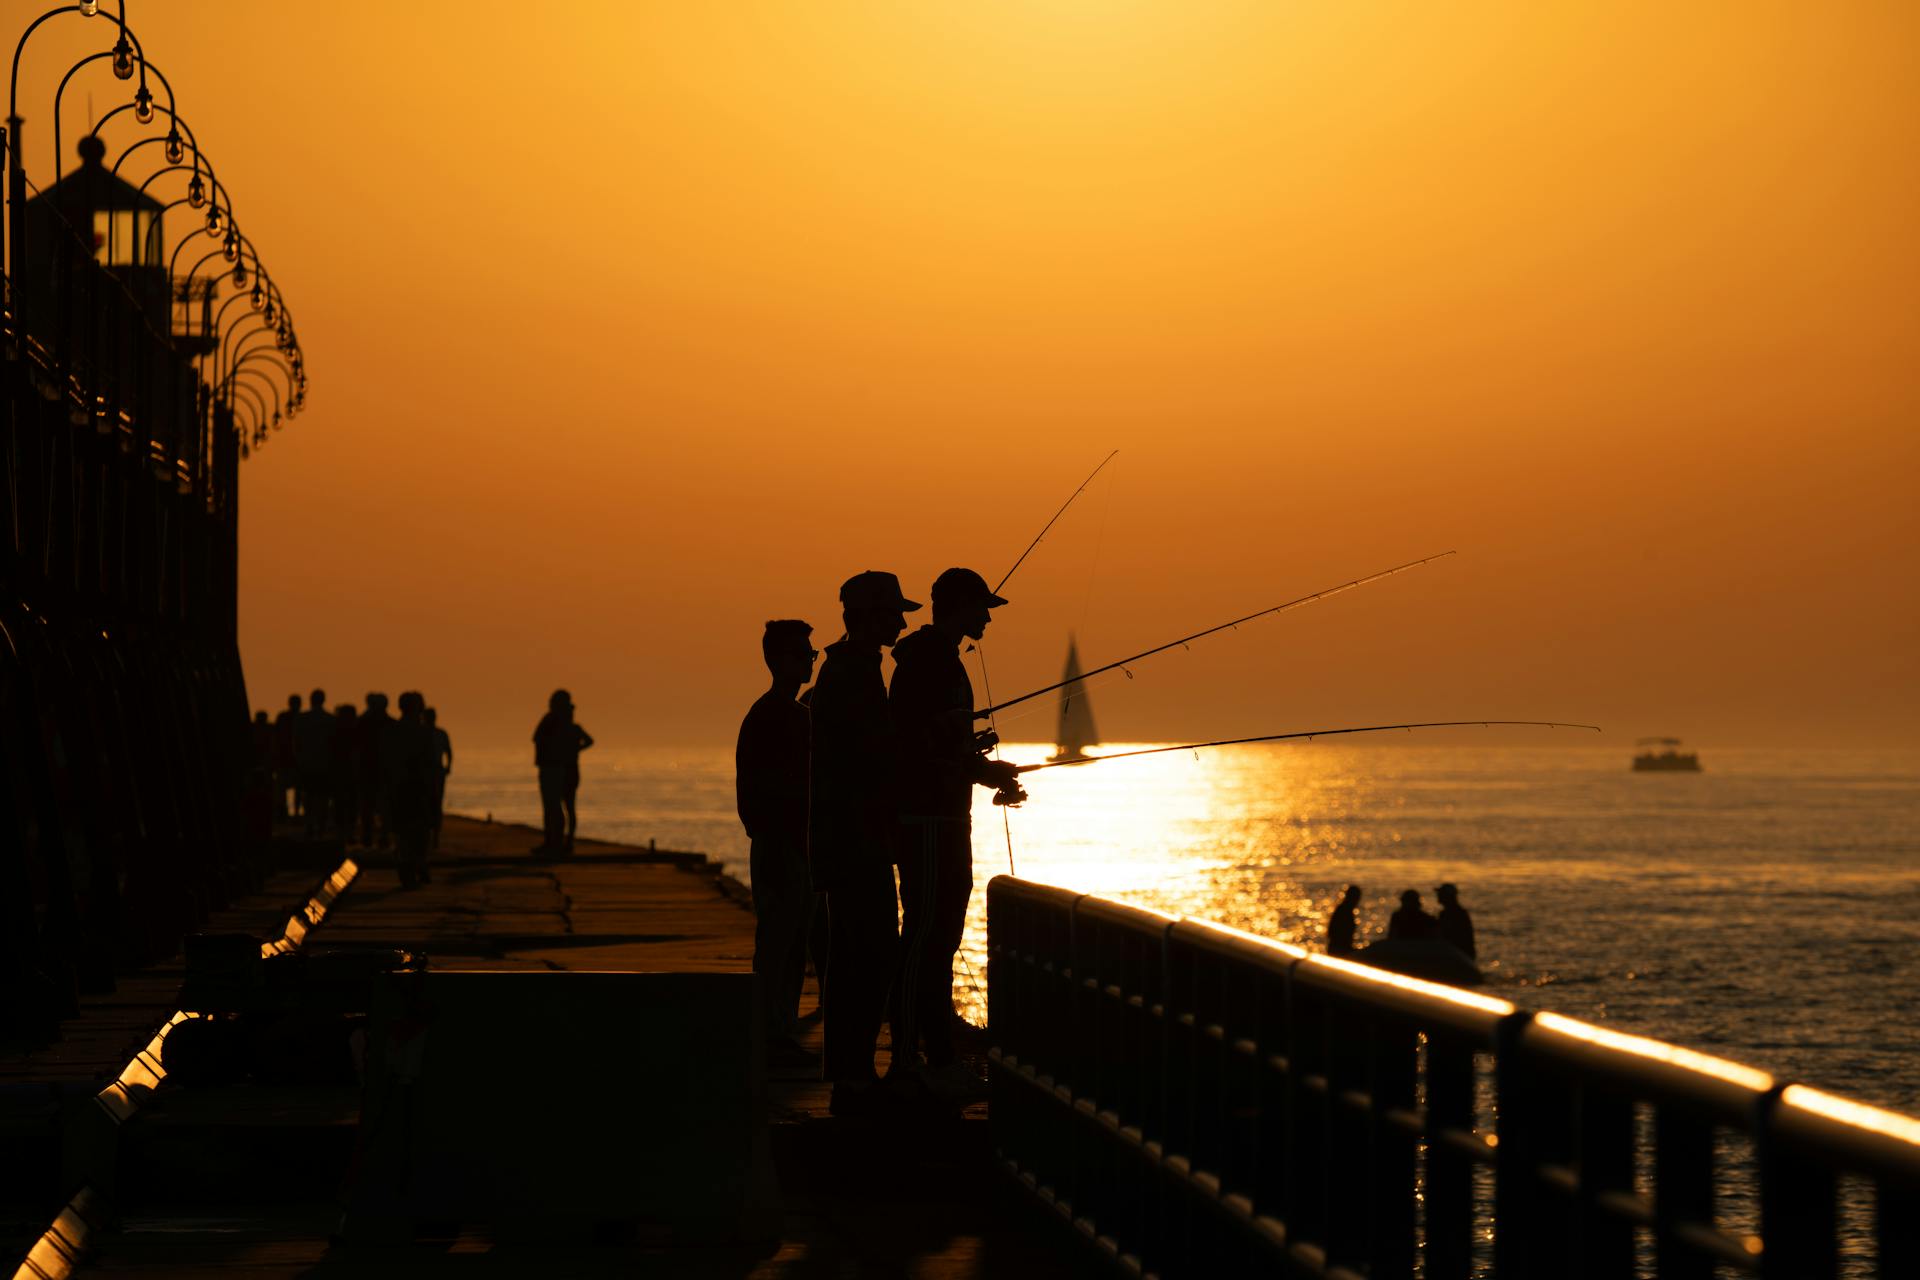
[972,638,1017,877]
[1078,464,1114,629]
[980,550,1459,719]
[1013,720,1602,775]
[992,449,1120,596]
[979,448,1120,880]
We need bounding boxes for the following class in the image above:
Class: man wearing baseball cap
[887,567,1023,1103]
[808,570,919,1115]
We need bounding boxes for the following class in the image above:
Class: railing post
[1493,1011,1554,1278]
[1757,1088,1837,1280]
[1652,1105,1716,1280]
[1575,1087,1636,1276]
[1367,1014,1419,1279]
[1423,1031,1477,1280]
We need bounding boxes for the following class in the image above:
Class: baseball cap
[839,570,922,613]
[930,566,1008,609]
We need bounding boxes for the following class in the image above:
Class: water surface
[447,743,1920,1113]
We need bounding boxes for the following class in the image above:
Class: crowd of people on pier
[1325,882,1476,959]
[735,567,1019,1113]
[249,690,453,887]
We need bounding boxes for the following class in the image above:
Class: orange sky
[18,2,1917,748]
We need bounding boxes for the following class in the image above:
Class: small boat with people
[1633,736,1701,772]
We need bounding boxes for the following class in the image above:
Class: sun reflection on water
[958,741,1347,1021]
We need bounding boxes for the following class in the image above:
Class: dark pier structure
[2,6,305,1044]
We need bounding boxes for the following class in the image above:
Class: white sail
[1053,635,1099,760]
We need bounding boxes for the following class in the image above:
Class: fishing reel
[973,728,1000,754]
[991,778,1029,808]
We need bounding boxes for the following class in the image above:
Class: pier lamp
[8,4,173,279]
[51,44,178,198]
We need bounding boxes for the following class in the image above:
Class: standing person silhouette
[426,707,453,850]
[1436,883,1477,958]
[330,704,359,841]
[389,692,438,887]
[294,689,335,838]
[273,694,301,819]
[888,568,1023,1103]
[736,620,820,1068]
[357,693,394,848]
[533,690,593,857]
[809,571,916,1116]
[1327,885,1363,958]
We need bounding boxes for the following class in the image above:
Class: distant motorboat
[1633,736,1702,772]
[1047,635,1099,764]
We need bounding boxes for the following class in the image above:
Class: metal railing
[986,876,1920,1279]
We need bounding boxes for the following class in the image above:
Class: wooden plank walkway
[28,815,1072,1278]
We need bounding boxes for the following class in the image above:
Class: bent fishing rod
[977,550,1458,721]
[976,448,1121,871]
[1006,720,1601,780]
[991,448,1120,596]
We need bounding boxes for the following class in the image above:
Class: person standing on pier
[294,689,335,838]
[889,567,1023,1103]
[389,692,438,887]
[357,693,394,848]
[533,690,593,857]
[1436,882,1476,958]
[809,571,917,1116]
[274,693,302,819]
[1327,885,1363,958]
[330,703,360,841]
[426,707,453,850]
[736,619,821,1068]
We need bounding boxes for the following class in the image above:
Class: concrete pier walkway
[16,815,1070,1278]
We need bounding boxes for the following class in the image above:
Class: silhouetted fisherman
[426,707,453,850]
[388,691,438,887]
[1327,885,1363,957]
[889,567,1022,1103]
[736,620,821,1068]
[294,688,335,838]
[1436,882,1476,958]
[273,694,301,818]
[358,693,394,848]
[1388,888,1437,941]
[331,704,360,840]
[533,689,593,857]
[810,571,917,1116]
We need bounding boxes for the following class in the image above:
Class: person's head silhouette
[254,710,269,726]
[286,693,301,712]
[397,690,424,720]
[367,692,389,714]
[929,567,1007,642]
[309,688,326,711]
[762,619,816,689]
[425,707,438,727]
[1341,885,1362,907]
[1400,889,1423,909]
[549,689,573,717]
[1436,883,1460,906]
[838,571,919,649]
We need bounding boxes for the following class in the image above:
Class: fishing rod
[1008,720,1602,779]
[992,448,1120,596]
[976,448,1120,870]
[977,550,1458,720]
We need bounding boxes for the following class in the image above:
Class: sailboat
[1048,635,1100,763]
